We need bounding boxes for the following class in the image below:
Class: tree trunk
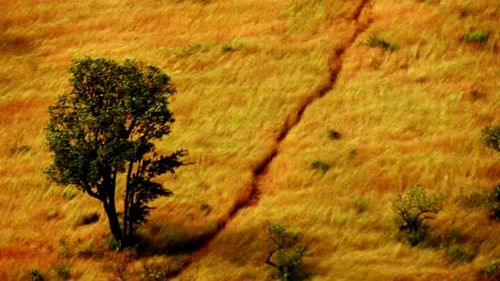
[104,200,123,245]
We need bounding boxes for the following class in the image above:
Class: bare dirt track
[175,0,375,277]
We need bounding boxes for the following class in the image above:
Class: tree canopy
[46,57,186,246]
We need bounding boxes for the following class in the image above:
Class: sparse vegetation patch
[266,224,308,281]
[392,185,445,245]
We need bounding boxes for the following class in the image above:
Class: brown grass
[0,0,498,280]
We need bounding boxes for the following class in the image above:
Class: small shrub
[482,260,500,281]
[200,203,212,214]
[327,129,342,140]
[266,224,307,281]
[46,208,59,220]
[464,30,489,44]
[141,256,188,281]
[107,236,122,251]
[456,191,490,209]
[311,160,330,173]
[181,43,203,56]
[9,144,31,155]
[221,38,244,53]
[482,125,500,151]
[28,269,44,281]
[366,35,397,51]
[488,184,500,220]
[446,244,477,264]
[354,197,370,213]
[53,264,71,280]
[392,185,445,245]
[62,187,77,200]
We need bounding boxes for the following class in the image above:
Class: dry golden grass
[0,0,498,280]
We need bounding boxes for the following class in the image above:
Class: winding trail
[175,0,374,276]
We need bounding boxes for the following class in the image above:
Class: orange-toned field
[0,0,498,280]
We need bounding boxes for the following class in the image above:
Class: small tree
[46,57,186,246]
[392,185,444,245]
[482,125,500,151]
[266,224,307,281]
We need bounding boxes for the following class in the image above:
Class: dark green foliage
[9,144,31,155]
[482,125,500,151]
[327,129,342,140]
[28,269,44,281]
[53,264,71,280]
[366,35,397,51]
[392,185,445,245]
[464,30,489,44]
[446,244,477,264]
[221,38,244,53]
[482,260,500,281]
[456,191,490,209]
[46,57,186,246]
[353,197,370,213]
[488,184,500,220]
[62,187,77,200]
[311,160,330,173]
[266,224,307,281]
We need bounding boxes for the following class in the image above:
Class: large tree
[46,57,186,246]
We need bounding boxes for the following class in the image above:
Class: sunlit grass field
[0,0,498,280]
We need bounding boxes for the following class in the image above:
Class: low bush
[482,125,500,151]
[53,263,71,280]
[354,197,370,213]
[9,144,31,155]
[464,30,489,44]
[366,35,397,51]
[456,191,490,209]
[327,129,342,140]
[392,185,445,245]
[266,224,308,281]
[311,160,330,173]
[482,260,500,281]
[446,244,477,264]
[488,184,500,220]
[28,269,44,281]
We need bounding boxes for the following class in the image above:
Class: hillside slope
[0,0,498,280]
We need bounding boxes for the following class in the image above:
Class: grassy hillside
[0,0,498,280]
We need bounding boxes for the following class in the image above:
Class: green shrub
[28,269,44,281]
[392,185,445,245]
[464,30,489,44]
[221,38,244,53]
[482,125,500,151]
[266,224,308,281]
[446,244,477,264]
[456,192,490,209]
[482,260,500,281]
[366,35,397,51]
[354,197,370,213]
[53,264,71,280]
[62,187,77,200]
[311,160,330,173]
[327,129,342,140]
[488,184,500,220]
[9,144,31,155]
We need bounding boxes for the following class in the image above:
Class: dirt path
[175,0,374,276]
